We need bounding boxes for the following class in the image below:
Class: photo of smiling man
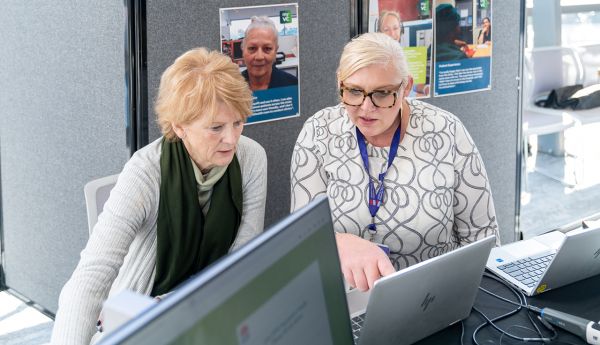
[220,4,300,124]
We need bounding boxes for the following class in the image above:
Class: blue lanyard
[355,124,401,238]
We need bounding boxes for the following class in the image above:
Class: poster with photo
[220,3,300,124]
[433,0,492,97]
[367,0,433,98]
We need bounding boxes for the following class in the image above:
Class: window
[561,10,600,46]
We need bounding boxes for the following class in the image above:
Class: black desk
[415,273,600,345]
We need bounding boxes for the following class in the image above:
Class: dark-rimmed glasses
[339,83,403,108]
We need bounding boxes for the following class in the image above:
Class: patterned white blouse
[290,99,499,269]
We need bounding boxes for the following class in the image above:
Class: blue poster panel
[433,0,493,97]
[249,85,299,123]
[220,3,300,124]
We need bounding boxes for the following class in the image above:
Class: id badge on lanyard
[356,125,401,242]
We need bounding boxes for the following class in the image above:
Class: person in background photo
[477,17,492,44]
[379,9,430,96]
[51,48,267,345]
[242,16,297,91]
[378,10,403,43]
[435,3,470,61]
[290,32,498,292]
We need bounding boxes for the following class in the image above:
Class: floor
[520,123,600,238]
[0,291,52,345]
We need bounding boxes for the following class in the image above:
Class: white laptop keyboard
[351,313,366,343]
[497,253,555,287]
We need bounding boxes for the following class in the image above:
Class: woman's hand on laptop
[335,233,396,292]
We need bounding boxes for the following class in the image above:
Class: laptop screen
[98,197,352,345]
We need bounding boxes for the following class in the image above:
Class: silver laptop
[486,226,600,296]
[347,236,495,345]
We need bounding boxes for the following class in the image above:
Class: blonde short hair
[155,47,253,141]
[378,10,402,32]
[336,32,409,87]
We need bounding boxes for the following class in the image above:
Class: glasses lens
[341,88,365,106]
[370,91,396,107]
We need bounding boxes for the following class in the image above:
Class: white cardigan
[51,135,267,345]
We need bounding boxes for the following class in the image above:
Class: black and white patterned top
[290,99,499,269]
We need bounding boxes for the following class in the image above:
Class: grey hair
[241,16,279,49]
[337,32,410,86]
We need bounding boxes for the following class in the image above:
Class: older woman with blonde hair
[291,33,498,292]
[52,47,267,344]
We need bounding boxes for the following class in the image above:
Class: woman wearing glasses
[290,33,498,292]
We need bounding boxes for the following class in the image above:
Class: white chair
[523,46,600,187]
[526,46,600,126]
[84,174,119,234]
[573,44,600,87]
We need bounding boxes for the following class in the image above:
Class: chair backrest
[573,44,600,86]
[525,46,585,98]
[84,174,119,235]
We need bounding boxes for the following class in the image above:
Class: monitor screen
[233,40,243,60]
[99,197,352,345]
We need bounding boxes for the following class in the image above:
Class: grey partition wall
[145,0,357,227]
[0,0,522,317]
[424,0,522,244]
[0,2,128,313]
[145,0,521,244]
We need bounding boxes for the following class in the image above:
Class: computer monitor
[98,196,352,345]
[232,40,243,60]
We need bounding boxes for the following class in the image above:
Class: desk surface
[414,273,600,345]
[468,43,492,58]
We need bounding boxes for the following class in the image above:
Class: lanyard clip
[368,218,376,241]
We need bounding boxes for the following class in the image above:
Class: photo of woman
[220,3,300,124]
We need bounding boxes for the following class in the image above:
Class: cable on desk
[499,325,543,344]
[471,286,523,344]
[471,273,558,344]
[481,273,557,340]
[480,274,550,341]
[473,306,556,343]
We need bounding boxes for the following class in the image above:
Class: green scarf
[152,138,243,296]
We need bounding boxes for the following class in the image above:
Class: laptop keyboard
[351,313,366,343]
[497,253,555,287]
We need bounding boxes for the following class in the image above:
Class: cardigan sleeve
[51,155,159,345]
[230,136,268,250]
[451,119,500,246]
[290,116,328,212]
